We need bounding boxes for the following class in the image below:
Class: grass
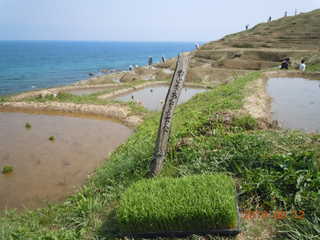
[231,43,255,48]
[117,174,238,234]
[25,122,32,129]
[2,166,14,174]
[306,63,320,72]
[0,71,319,239]
[0,96,8,103]
[48,136,55,142]
[278,216,320,240]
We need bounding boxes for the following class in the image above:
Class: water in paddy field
[267,77,320,133]
[0,41,195,96]
[115,85,207,111]
[0,112,132,210]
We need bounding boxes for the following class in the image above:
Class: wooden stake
[149,53,190,177]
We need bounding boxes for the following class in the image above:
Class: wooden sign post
[149,53,190,177]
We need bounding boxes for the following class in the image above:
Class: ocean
[0,41,196,96]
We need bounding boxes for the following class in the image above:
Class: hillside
[190,9,320,76]
[80,10,320,87]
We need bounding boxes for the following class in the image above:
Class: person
[268,16,272,22]
[284,11,287,17]
[195,42,200,50]
[161,55,166,63]
[299,60,306,71]
[280,58,290,70]
[148,56,153,66]
[245,24,249,30]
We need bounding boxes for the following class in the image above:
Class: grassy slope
[1,71,320,240]
[204,9,320,50]
[193,9,320,73]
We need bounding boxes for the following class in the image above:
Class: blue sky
[0,0,319,42]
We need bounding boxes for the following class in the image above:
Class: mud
[0,112,132,210]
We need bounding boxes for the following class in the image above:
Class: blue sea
[0,41,196,96]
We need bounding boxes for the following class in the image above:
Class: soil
[0,101,142,127]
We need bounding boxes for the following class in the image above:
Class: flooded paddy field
[0,112,132,211]
[115,85,207,111]
[267,77,320,133]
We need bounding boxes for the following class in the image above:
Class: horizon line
[0,40,209,43]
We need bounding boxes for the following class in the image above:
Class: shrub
[117,174,238,234]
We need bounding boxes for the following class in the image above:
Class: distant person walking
[148,56,153,66]
[245,24,249,30]
[268,16,272,22]
[299,60,306,71]
[195,42,200,50]
[161,56,166,63]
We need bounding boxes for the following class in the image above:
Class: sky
[0,0,319,42]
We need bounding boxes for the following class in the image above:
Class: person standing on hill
[268,16,272,22]
[299,60,306,71]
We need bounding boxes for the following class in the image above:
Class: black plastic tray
[122,228,240,238]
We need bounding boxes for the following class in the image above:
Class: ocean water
[0,41,195,96]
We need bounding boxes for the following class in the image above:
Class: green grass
[27,91,116,105]
[0,71,319,239]
[306,63,320,72]
[48,136,55,142]
[2,166,14,174]
[0,96,8,103]
[25,122,32,129]
[117,174,238,234]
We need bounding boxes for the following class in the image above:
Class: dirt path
[0,101,142,127]
[9,83,124,101]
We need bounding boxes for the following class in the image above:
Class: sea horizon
[0,41,197,96]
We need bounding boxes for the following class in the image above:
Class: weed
[2,166,13,174]
[48,136,55,142]
[25,122,32,129]
[232,115,257,130]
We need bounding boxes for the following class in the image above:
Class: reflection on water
[115,85,207,111]
[0,112,132,210]
[267,77,320,133]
